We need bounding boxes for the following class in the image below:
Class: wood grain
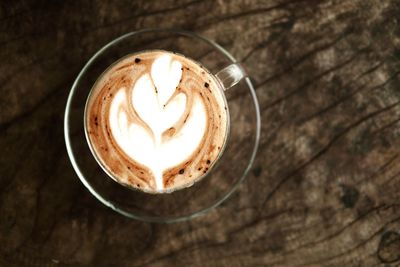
[1,0,400,266]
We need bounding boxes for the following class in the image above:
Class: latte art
[85,50,228,193]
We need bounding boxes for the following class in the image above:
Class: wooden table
[1,0,400,266]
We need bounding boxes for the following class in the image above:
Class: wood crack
[262,100,400,208]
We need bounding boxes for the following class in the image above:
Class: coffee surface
[85,50,228,193]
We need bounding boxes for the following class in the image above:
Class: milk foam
[86,50,228,193]
[109,55,207,191]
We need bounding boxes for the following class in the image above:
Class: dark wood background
[1,0,400,266]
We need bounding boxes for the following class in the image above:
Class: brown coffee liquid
[85,50,229,193]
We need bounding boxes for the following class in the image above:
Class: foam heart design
[109,54,206,191]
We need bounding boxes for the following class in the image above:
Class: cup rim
[64,28,261,223]
[83,49,231,194]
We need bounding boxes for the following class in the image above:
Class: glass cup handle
[215,63,247,91]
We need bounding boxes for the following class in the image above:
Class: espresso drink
[85,50,228,193]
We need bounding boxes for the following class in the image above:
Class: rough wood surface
[1,0,400,266]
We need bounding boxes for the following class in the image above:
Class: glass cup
[64,29,261,222]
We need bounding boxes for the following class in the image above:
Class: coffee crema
[85,50,228,193]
